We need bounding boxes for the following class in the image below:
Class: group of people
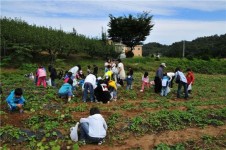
[6,60,195,114]
[153,63,195,99]
[4,60,195,146]
[59,58,126,104]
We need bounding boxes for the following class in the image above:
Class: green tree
[108,12,154,54]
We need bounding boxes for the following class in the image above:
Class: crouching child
[6,88,26,113]
[79,107,107,145]
[58,78,73,102]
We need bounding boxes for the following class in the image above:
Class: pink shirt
[142,76,149,83]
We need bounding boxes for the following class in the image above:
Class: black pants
[154,77,162,93]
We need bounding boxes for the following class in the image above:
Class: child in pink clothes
[37,65,47,88]
[140,72,150,92]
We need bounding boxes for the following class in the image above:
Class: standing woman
[117,59,126,86]
[154,63,166,93]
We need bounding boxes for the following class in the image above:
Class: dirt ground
[1,99,226,150]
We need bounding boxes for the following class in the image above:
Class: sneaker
[140,90,143,92]
[80,140,86,145]
[20,109,24,114]
[98,141,103,145]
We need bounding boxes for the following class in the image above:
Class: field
[0,57,226,150]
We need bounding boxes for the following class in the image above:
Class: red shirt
[186,71,195,85]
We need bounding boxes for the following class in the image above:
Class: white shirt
[118,62,125,79]
[80,114,107,138]
[84,74,97,89]
[175,71,187,83]
[167,72,175,82]
[69,66,79,77]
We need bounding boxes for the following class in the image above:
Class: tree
[108,12,154,52]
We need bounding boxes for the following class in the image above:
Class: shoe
[80,140,86,145]
[140,90,143,92]
[98,141,103,145]
[20,109,24,113]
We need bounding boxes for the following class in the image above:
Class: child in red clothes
[186,68,195,94]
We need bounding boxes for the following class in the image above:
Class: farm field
[0,58,226,150]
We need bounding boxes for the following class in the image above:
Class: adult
[79,107,107,145]
[117,59,126,86]
[82,73,97,102]
[167,72,175,88]
[154,63,166,93]
[48,65,57,86]
[175,67,188,99]
[69,65,81,78]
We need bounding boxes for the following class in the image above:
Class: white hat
[161,63,166,67]
[97,76,102,80]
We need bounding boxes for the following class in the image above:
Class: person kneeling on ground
[6,88,26,113]
[58,78,73,102]
[94,77,111,104]
[79,107,107,145]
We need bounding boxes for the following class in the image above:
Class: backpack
[175,74,181,83]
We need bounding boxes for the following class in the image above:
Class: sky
[1,0,226,45]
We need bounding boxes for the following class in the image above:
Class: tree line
[0,17,119,66]
[143,34,226,59]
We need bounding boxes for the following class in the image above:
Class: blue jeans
[126,84,132,90]
[161,86,167,96]
[80,122,103,143]
[177,81,188,99]
[59,90,73,97]
[83,82,94,102]
[7,100,24,111]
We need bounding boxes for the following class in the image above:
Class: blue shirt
[6,90,25,107]
[58,83,72,94]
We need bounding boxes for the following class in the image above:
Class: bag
[187,83,192,91]
[46,78,52,86]
[175,74,181,83]
[70,122,79,142]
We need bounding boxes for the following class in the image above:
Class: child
[161,73,169,96]
[64,72,73,83]
[125,72,133,90]
[140,72,150,92]
[93,65,98,77]
[79,107,107,145]
[186,68,195,94]
[6,88,26,113]
[58,78,73,102]
[105,76,117,101]
[87,65,92,75]
[36,65,47,88]
[82,74,97,102]
[94,78,111,104]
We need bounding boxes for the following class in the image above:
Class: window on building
[138,48,140,50]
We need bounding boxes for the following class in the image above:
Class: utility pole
[182,40,185,58]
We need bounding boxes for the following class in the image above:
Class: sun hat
[161,63,166,67]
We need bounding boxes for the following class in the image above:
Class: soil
[1,99,226,150]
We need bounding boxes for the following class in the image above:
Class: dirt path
[79,125,226,150]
